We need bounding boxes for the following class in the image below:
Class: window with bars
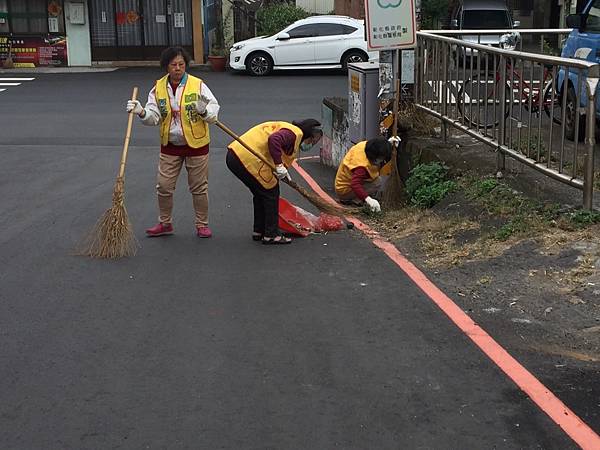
[6,0,65,34]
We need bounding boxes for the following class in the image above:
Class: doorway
[89,0,193,61]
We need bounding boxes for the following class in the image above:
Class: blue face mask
[300,142,313,152]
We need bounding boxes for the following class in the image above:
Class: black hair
[292,118,323,141]
[160,46,191,70]
[365,136,392,164]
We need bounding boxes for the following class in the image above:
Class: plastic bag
[279,198,344,236]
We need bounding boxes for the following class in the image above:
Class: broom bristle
[381,149,406,209]
[288,180,346,216]
[77,178,138,258]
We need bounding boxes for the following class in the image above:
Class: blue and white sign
[364,0,417,51]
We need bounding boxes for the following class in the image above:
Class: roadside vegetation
[364,162,600,268]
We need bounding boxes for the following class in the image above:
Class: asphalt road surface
[0,69,584,449]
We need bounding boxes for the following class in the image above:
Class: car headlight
[232,44,245,51]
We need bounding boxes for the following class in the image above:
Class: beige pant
[156,153,209,227]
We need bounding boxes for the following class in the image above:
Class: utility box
[348,61,379,144]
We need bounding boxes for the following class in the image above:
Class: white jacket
[140,74,220,146]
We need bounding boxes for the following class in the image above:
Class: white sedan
[229,15,377,76]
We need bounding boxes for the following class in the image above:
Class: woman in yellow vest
[226,119,323,245]
[335,136,397,212]
[126,46,219,238]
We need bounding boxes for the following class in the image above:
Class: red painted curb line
[292,161,600,450]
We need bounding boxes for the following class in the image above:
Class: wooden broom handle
[216,120,277,171]
[118,87,138,179]
[392,78,400,150]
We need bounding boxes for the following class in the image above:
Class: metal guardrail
[415,30,600,209]
[421,29,572,55]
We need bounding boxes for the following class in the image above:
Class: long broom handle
[215,120,277,171]
[392,78,399,149]
[118,87,139,179]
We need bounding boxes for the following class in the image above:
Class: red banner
[0,35,68,67]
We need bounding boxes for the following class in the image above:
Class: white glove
[275,164,291,181]
[127,99,144,116]
[388,136,401,147]
[196,94,210,115]
[202,113,218,125]
[365,196,381,213]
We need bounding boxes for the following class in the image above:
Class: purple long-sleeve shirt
[267,128,297,165]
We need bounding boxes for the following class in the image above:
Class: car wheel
[341,50,367,71]
[246,52,273,76]
[564,85,585,141]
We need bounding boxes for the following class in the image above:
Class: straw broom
[2,39,14,69]
[216,120,345,216]
[382,78,405,209]
[78,87,139,258]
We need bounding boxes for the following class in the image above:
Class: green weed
[406,163,456,208]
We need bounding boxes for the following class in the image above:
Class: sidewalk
[0,61,213,74]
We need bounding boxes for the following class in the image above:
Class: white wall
[65,0,91,66]
[296,0,334,14]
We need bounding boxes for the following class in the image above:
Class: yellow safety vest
[335,141,382,195]
[155,73,210,148]
[229,121,304,189]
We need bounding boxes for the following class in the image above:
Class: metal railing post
[583,71,599,209]
[497,54,507,172]
[442,43,449,143]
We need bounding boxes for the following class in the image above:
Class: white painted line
[0,77,35,81]
[0,89,6,92]
[0,83,20,86]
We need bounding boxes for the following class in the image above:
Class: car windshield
[462,10,510,29]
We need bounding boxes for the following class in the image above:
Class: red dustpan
[278,197,345,237]
[278,197,314,236]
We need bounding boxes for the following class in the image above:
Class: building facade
[296,0,334,14]
[0,0,217,67]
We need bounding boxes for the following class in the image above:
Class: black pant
[226,150,280,237]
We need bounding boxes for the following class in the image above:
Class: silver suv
[451,0,519,53]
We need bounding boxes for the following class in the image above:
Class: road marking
[0,77,34,94]
[292,160,600,450]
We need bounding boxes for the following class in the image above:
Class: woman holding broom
[334,136,400,213]
[226,119,323,245]
[126,46,219,238]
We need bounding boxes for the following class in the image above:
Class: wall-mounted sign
[174,12,185,28]
[364,0,417,51]
[0,35,68,67]
[48,17,59,33]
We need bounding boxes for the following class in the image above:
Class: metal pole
[583,75,598,209]
[498,54,507,172]
[442,43,449,143]
[398,48,402,104]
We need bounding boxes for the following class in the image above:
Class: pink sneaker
[196,226,212,238]
[146,222,174,237]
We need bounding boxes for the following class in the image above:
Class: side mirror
[513,20,521,28]
[276,32,290,40]
[451,19,458,28]
[566,14,584,29]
